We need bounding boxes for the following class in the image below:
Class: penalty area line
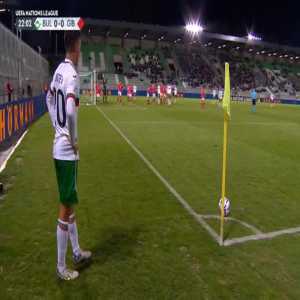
[96,106,221,245]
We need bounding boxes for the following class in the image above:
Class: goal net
[79,70,97,106]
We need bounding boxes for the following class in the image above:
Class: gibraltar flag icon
[77,18,85,30]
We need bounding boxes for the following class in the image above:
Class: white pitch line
[96,106,221,245]
[200,214,262,235]
[224,226,300,247]
[0,130,28,173]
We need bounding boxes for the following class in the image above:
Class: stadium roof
[84,18,300,56]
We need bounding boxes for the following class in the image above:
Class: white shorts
[152,93,156,98]
[128,93,132,98]
[96,93,100,97]
[118,91,122,96]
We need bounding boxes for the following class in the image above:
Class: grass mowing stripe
[95,105,222,245]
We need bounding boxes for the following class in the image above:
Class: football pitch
[1,97,300,299]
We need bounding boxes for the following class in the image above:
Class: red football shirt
[127,85,133,94]
[96,84,101,94]
[118,83,123,92]
[200,87,205,98]
[151,84,156,93]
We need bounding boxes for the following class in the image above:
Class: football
[219,197,231,217]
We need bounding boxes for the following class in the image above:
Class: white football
[219,197,230,217]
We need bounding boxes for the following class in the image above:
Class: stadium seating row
[79,41,300,97]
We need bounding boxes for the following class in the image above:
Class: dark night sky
[2,0,300,47]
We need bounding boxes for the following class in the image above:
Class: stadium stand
[78,19,300,99]
[0,22,49,104]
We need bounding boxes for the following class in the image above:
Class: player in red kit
[127,84,133,103]
[117,82,123,104]
[6,81,13,103]
[150,84,156,104]
[96,83,102,103]
[160,84,166,105]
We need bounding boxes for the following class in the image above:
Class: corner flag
[220,62,231,245]
[222,62,231,119]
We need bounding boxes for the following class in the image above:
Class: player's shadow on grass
[90,226,142,265]
[57,226,142,299]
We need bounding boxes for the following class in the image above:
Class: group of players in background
[117,82,179,106]
[146,83,178,105]
[95,80,278,111]
[96,81,179,106]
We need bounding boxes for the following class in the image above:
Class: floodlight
[185,21,203,34]
[247,33,262,41]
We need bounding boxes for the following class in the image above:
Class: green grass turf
[1,97,300,299]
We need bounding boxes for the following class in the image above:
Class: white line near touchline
[0,130,28,173]
[96,106,221,245]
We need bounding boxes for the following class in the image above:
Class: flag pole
[220,62,230,245]
[220,112,229,244]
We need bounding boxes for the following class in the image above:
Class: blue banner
[0,94,47,150]
[280,99,300,105]
[110,89,147,97]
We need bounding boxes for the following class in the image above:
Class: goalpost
[79,70,97,106]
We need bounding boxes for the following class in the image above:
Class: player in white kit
[46,32,91,281]
[157,84,161,104]
[212,89,217,102]
[218,88,224,106]
[173,85,178,104]
[167,84,172,106]
[133,85,137,101]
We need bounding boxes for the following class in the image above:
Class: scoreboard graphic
[16,17,85,31]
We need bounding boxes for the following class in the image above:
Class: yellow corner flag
[222,62,231,119]
[220,62,231,245]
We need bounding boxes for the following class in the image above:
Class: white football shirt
[47,58,80,161]
[167,85,172,94]
[218,90,223,100]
